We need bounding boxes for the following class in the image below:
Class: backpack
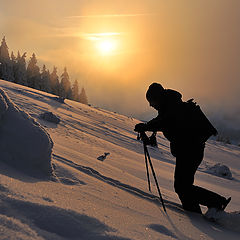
[183,99,218,143]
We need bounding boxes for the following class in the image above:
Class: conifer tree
[26,53,41,89]
[0,36,10,61]
[15,51,27,85]
[79,87,88,104]
[0,37,80,100]
[40,65,51,92]
[60,67,72,99]
[11,51,16,62]
[50,66,60,96]
[11,51,17,82]
[72,79,80,101]
[0,36,14,81]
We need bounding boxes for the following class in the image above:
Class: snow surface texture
[205,208,240,232]
[0,80,239,240]
[0,87,53,177]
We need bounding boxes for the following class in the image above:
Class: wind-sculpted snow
[0,87,53,176]
[0,193,131,240]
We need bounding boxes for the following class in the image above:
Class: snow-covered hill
[0,80,239,240]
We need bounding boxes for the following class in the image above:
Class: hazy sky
[1,0,240,119]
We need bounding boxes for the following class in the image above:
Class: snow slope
[0,80,239,240]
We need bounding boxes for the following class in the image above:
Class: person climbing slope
[134,83,231,214]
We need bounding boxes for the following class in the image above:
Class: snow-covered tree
[79,87,88,105]
[0,36,10,61]
[11,51,16,62]
[26,53,41,89]
[40,65,51,92]
[0,36,14,81]
[0,37,80,100]
[50,66,60,96]
[11,52,17,83]
[60,67,72,99]
[72,79,80,101]
[15,51,27,85]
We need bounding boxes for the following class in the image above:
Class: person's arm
[145,114,164,132]
[134,114,164,132]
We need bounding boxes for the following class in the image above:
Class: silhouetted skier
[135,83,230,214]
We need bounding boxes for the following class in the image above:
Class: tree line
[0,36,88,104]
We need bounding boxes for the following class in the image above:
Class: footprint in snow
[97,152,110,162]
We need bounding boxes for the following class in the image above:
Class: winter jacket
[145,89,217,156]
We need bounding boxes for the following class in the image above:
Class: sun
[97,39,116,55]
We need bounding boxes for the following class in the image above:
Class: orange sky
[1,0,240,119]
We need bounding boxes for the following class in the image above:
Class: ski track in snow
[53,153,162,204]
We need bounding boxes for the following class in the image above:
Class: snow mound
[206,163,233,179]
[40,111,60,124]
[0,88,53,177]
[205,209,240,233]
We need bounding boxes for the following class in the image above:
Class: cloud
[2,0,240,123]
[65,13,154,19]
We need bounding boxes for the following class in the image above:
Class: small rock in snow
[97,152,110,161]
[40,111,60,124]
[207,163,233,179]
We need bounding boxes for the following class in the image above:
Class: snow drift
[0,88,53,176]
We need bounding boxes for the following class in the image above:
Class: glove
[134,123,147,132]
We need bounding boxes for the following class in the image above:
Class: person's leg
[174,144,227,213]
[174,151,202,213]
[192,186,227,209]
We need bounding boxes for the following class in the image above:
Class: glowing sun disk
[97,39,116,55]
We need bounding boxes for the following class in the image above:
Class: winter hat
[146,83,165,102]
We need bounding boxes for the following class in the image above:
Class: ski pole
[143,143,151,192]
[138,131,166,212]
[145,145,166,212]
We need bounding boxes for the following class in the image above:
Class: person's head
[146,83,165,110]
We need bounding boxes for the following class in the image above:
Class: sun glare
[97,39,116,55]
